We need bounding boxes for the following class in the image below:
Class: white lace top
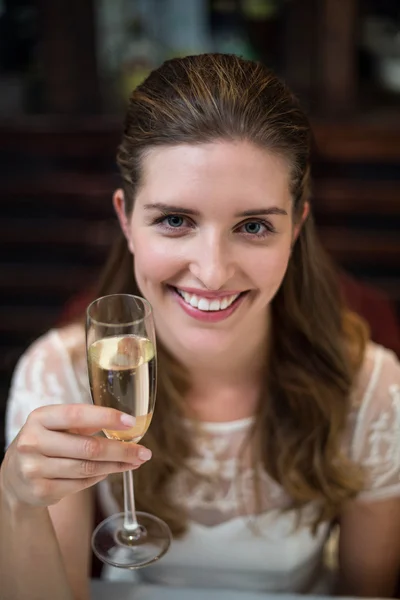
[5,325,400,594]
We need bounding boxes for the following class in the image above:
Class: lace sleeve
[351,344,400,501]
[5,326,90,450]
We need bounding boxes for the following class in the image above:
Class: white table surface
[90,581,273,600]
[90,581,369,600]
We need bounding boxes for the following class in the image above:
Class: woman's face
[116,141,304,358]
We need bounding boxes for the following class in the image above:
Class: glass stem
[123,470,140,532]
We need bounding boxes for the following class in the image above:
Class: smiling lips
[170,286,247,322]
[177,289,240,311]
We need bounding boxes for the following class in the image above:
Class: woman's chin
[174,329,236,360]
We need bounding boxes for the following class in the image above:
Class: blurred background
[1,0,400,456]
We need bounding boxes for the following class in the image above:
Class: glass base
[92,511,172,569]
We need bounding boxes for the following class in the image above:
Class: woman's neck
[186,343,267,423]
[162,310,270,421]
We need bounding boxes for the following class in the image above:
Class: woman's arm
[337,497,400,597]
[1,404,151,600]
[0,477,89,600]
[47,489,95,600]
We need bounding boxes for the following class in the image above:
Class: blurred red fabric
[339,271,400,358]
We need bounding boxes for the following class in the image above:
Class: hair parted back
[95,53,368,535]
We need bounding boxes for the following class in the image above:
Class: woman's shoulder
[5,323,88,449]
[15,321,83,351]
[33,322,85,351]
[17,322,87,391]
[20,323,85,367]
[351,340,400,410]
[348,341,400,500]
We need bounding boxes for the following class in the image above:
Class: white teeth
[181,291,192,304]
[209,299,220,311]
[176,289,240,312]
[198,298,210,311]
[221,297,229,310]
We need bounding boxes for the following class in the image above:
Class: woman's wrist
[0,458,46,517]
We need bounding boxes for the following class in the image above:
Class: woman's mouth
[169,286,248,322]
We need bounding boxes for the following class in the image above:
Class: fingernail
[120,413,136,426]
[138,447,152,461]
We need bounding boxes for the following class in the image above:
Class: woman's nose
[189,236,235,290]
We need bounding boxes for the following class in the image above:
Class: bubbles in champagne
[88,335,156,442]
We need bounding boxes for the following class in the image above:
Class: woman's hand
[0,404,151,508]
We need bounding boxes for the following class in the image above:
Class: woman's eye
[238,220,275,237]
[153,214,192,232]
[166,215,185,228]
[243,221,263,235]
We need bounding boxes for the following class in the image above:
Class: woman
[2,54,400,600]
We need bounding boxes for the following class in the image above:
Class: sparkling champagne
[88,334,155,442]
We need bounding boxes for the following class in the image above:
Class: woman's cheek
[134,237,186,284]
[254,245,292,291]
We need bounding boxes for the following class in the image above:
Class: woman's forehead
[136,141,292,212]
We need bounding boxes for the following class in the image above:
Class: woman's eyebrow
[235,207,288,217]
[144,202,200,216]
[143,203,288,218]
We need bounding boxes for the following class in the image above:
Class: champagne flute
[86,294,171,568]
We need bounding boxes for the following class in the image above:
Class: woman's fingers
[28,403,135,434]
[22,455,142,481]
[16,474,109,506]
[4,404,152,508]
[28,430,152,464]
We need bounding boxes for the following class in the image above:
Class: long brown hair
[94,54,368,535]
